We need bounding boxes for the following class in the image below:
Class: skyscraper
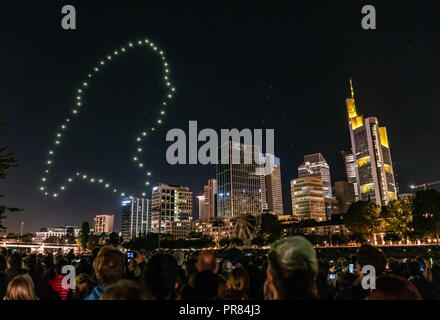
[200,179,217,220]
[342,150,359,199]
[334,181,356,214]
[197,195,206,221]
[151,184,193,234]
[291,176,326,221]
[93,214,115,234]
[121,198,151,241]
[346,79,398,206]
[216,141,265,217]
[298,153,332,199]
[264,155,284,215]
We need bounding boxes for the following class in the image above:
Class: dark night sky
[1,1,439,233]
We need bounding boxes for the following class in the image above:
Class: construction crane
[410,180,440,190]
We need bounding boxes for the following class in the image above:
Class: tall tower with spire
[346,79,398,206]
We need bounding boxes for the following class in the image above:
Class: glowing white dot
[83,175,87,179]
[47,160,52,165]
[133,157,138,161]
[142,132,147,136]
[160,111,165,115]
[136,137,141,142]
[55,140,60,144]
[129,43,133,47]
[40,186,45,191]
[113,189,117,192]
[56,133,61,137]
[121,192,125,196]
[61,125,66,129]
[122,48,126,52]
[142,193,146,197]
[145,181,150,185]
[61,186,65,190]
[107,56,111,60]
[100,61,105,65]
[68,178,73,182]
[171,88,175,92]
[53,193,58,198]
[98,179,103,183]
[94,67,99,71]
[49,150,54,155]
[44,192,48,196]
[105,184,110,188]
[78,89,82,93]
[83,82,88,87]
[138,148,142,152]
[147,172,151,176]
[90,178,95,183]
[73,110,78,114]
[139,163,144,167]
[157,120,162,124]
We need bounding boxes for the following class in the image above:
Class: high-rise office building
[342,150,359,199]
[291,176,326,221]
[346,79,398,205]
[151,184,193,234]
[121,198,151,241]
[264,155,284,215]
[93,214,115,234]
[199,179,217,220]
[298,153,332,199]
[334,181,356,214]
[216,141,265,218]
[197,195,206,221]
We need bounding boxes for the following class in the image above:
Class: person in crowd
[84,246,125,300]
[219,259,233,282]
[0,255,9,299]
[222,265,250,300]
[265,236,319,300]
[335,244,387,300]
[366,274,422,300]
[407,260,435,300]
[143,253,180,300]
[191,270,223,300]
[316,261,336,300]
[6,253,25,280]
[335,272,357,291]
[430,263,440,299]
[48,255,70,300]
[101,279,154,300]
[3,274,39,300]
[72,273,95,300]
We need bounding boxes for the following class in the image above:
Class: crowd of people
[1,236,440,300]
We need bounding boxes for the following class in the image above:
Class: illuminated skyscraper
[200,179,217,220]
[264,155,284,215]
[291,176,326,221]
[298,153,332,199]
[346,79,398,205]
[121,198,151,241]
[151,184,193,234]
[342,150,359,199]
[216,141,265,217]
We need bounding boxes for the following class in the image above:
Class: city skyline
[2,1,439,233]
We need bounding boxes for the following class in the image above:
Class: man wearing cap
[265,236,319,300]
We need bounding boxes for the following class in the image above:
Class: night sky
[1,1,439,233]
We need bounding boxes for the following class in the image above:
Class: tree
[105,232,122,247]
[77,222,90,249]
[383,197,413,240]
[87,234,100,250]
[44,236,60,244]
[0,124,21,230]
[411,189,440,241]
[260,213,283,241]
[344,201,384,241]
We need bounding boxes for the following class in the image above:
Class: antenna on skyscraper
[349,78,354,99]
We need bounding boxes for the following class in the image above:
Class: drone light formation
[39,37,176,199]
